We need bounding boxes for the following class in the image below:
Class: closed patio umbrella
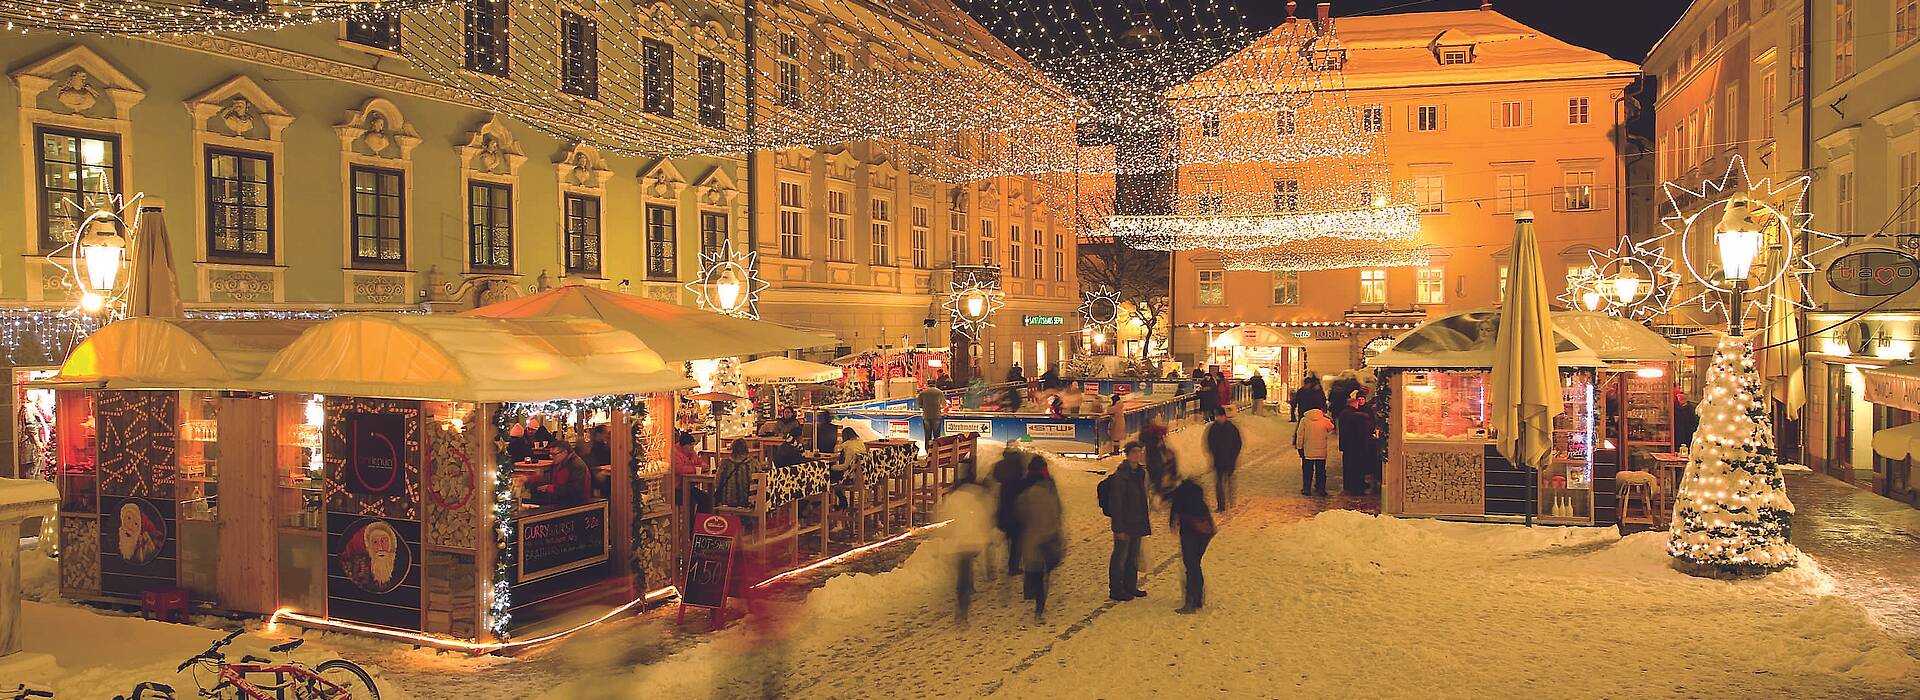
[1759,283,1805,418]
[1490,210,1562,526]
[130,199,183,319]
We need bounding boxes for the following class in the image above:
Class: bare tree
[1075,180,1170,357]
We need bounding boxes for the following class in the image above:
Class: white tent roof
[738,356,843,384]
[1368,309,1603,369]
[1874,421,1920,461]
[49,317,318,390]
[1551,312,1682,363]
[1213,324,1307,349]
[254,314,691,402]
[462,285,835,363]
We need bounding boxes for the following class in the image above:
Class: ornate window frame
[556,143,614,282]
[186,75,294,304]
[335,98,421,306]
[692,165,743,260]
[457,116,528,278]
[10,45,146,303]
[637,158,688,300]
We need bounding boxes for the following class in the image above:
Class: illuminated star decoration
[1649,155,1840,327]
[683,238,768,319]
[45,190,142,318]
[945,265,1004,341]
[1080,288,1122,331]
[1557,234,1680,321]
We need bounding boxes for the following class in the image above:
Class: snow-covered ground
[9,412,1919,698]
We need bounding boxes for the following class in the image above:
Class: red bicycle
[168,630,381,700]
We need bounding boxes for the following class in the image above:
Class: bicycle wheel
[306,660,380,700]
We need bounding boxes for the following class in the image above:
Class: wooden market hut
[43,313,691,645]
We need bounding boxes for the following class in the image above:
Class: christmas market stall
[41,314,692,648]
[1552,312,1686,521]
[1369,310,1606,524]
[1204,324,1308,401]
[833,346,952,401]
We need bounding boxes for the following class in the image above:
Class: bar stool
[1615,470,1658,528]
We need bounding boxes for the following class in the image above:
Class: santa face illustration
[364,522,398,587]
[116,500,162,565]
[342,519,408,594]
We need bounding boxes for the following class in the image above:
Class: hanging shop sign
[1023,315,1066,326]
[1863,367,1920,413]
[1827,249,1920,298]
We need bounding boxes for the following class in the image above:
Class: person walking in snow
[1327,370,1363,420]
[991,449,1032,575]
[1105,394,1128,455]
[935,470,995,624]
[1246,372,1268,416]
[1015,455,1065,622]
[1196,372,1220,417]
[1205,410,1243,512]
[1141,417,1175,488]
[1100,442,1151,601]
[1294,404,1334,497]
[918,383,946,446]
[1337,391,1380,497]
[1161,467,1215,614]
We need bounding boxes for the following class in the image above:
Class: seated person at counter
[526,417,557,449]
[506,423,534,463]
[528,441,594,507]
[813,412,839,454]
[715,440,756,509]
[586,424,613,498]
[671,430,703,475]
[762,407,805,441]
[830,427,865,508]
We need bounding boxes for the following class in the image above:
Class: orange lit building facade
[1164,8,1639,374]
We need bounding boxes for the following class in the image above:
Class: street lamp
[712,265,743,312]
[1714,195,1765,334]
[962,289,987,320]
[1610,267,1643,305]
[76,210,129,314]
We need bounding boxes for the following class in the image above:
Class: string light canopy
[1652,155,1839,327]
[1219,239,1431,272]
[1,0,455,35]
[1111,204,1418,252]
[683,239,769,319]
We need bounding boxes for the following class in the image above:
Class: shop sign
[1111,382,1135,395]
[1312,329,1345,340]
[945,420,992,437]
[518,502,609,582]
[681,514,740,611]
[1291,330,1313,339]
[1864,369,1920,413]
[345,410,406,498]
[1023,315,1066,326]
[886,421,912,439]
[1027,423,1075,438]
[1827,250,1920,297]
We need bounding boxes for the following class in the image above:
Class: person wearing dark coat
[1039,365,1061,391]
[1337,392,1381,496]
[813,412,839,454]
[770,438,807,468]
[1291,373,1327,421]
[1102,442,1151,601]
[1015,456,1065,621]
[1006,364,1026,384]
[532,442,593,506]
[1674,392,1699,450]
[1141,421,1173,487]
[1162,468,1215,614]
[991,450,1032,575]
[1328,374,1363,420]
[1196,373,1220,417]
[1246,373,1269,415]
[1205,411,1243,511]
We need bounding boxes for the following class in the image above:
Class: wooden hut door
[215,395,278,613]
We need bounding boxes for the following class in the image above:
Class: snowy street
[9,413,1920,698]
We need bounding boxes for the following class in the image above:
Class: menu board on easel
[678,513,740,623]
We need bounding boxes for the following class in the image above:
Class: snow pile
[18,544,57,601]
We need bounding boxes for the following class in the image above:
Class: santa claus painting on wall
[340,519,408,594]
[115,499,164,566]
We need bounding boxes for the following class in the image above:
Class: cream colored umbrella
[1490,210,1563,525]
[129,199,184,318]
[1758,284,1806,417]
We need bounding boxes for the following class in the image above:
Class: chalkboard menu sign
[680,514,740,610]
[517,502,610,582]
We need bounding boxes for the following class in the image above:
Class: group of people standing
[1289,370,1382,497]
[1100,439,1218,616]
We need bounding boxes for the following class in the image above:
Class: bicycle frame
[193,660,348,700]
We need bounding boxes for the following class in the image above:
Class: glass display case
[1622,370,1674,472]
[1541,373,1596,521]
[56,390,96,514]
[178,391,220,522]
[1399,370,1490,441]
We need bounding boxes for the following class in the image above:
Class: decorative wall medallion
[55,69,96,111]
[218,96,256,134]
[351,273,410,305]
[206,269,276,304]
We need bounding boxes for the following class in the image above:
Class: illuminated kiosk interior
[1205,324,1307,397]
[39,314,691,646]
[1369,310,1683,525]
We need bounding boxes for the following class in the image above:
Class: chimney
[1480,2,1493,10]
[1285,0,1297,23]
[1314,2,1330,31]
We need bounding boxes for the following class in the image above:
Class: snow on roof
[1170,8,1639,98]
[1368,309,1602,369]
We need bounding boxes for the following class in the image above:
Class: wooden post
[475,403,500,643]
[609,408,635,598]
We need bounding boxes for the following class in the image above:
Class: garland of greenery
[486,394,641,640]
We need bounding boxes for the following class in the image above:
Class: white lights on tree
[1668,336,1796,576]
[683,239,768,319]
[1654,155,1838,326]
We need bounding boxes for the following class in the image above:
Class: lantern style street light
[76,209,129,314]
[712,265,743,313]
[1610,267,1643,305]
[1714,195,1765,333]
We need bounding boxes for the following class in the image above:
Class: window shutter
[1408,107,1417,131]
[1490,102,1501,128]
[1524,99,1535,127]
[1438,105,1448,131]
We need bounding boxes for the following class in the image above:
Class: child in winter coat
[1294,407,1335,497]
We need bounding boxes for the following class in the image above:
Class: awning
[1551,312,1681,363]
[462,285,835,363]
[45,317,318,391]
[254,314,691,402]
[1368,309,1602,369]
[1213,324,1307,349]
[1873,421,1920,460]
[1864,364,1920,412]
[738,356,843,384]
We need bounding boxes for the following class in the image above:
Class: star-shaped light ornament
[46,191,143,318]
[1649,155,1839,327]
[945,285,1004,340]
[1557,234,1680,321]
[683,239,768,319]
[1080,288,1122,331]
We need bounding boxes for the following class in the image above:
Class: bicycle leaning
[162,630,380,700]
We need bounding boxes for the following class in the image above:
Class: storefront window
[1400,371,1489,440]
[178,392,220,522]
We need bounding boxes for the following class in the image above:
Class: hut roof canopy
[1368,309,1603,369]
[462,285,835,363]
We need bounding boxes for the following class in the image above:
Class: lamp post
[712,265,743,313]
[1714,195,1765,335]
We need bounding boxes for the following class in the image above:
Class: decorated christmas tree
[1668,336,1796,575]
